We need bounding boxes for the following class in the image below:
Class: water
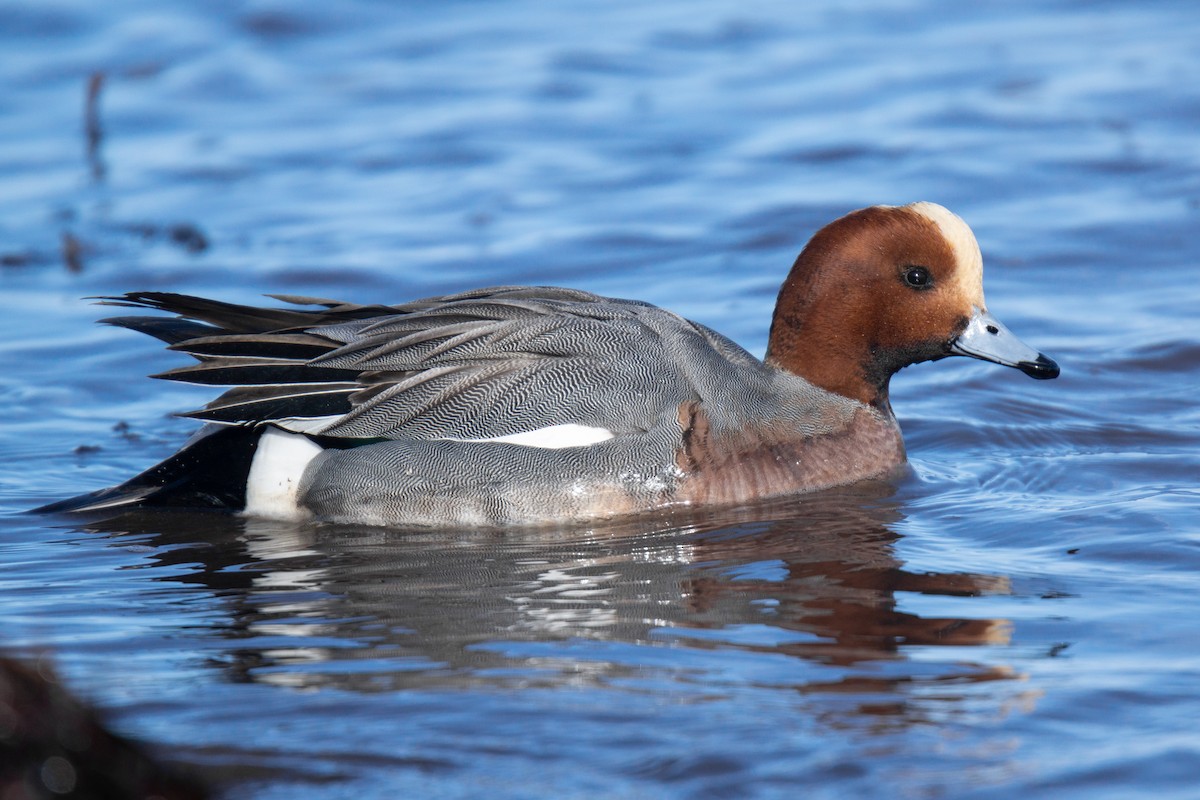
[2,0,1199,797]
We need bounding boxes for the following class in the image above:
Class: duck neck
[764,270,892,412]
[766,341,893,412]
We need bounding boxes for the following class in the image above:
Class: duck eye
[902,266,932,289]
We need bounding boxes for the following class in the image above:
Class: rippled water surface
[2,1,1199,797]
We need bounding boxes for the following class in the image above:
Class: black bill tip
[1017,353,1060,380]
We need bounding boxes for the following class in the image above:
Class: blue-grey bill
[950,308,1060,380]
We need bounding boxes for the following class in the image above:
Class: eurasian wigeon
[40,202,1058,527]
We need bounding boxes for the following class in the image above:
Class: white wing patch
[442,423,615,449]
[244,427,324,521]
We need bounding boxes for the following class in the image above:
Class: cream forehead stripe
[905,201,986,307]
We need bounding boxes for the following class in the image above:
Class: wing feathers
[153,358,359,386]
[96,287,707,441]
[167,333,336,360]
[181,383,358,424]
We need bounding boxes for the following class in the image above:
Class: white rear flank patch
[444,423,615,449]
[244,427,324,520]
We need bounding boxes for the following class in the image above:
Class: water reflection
[76,484,1022,728]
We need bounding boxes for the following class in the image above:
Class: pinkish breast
[672,402,906,506]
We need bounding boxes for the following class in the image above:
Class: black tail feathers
[33,426,262,515]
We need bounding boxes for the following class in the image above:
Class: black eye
[902,266,932,289]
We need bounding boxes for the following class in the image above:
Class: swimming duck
[41,202,1058,527]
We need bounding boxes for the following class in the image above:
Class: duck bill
[950,308,1060,380]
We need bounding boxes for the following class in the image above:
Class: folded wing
[99,287,736,444]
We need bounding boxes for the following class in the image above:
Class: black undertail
[34,425,262,514]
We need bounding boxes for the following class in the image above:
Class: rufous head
[765,202,1058,409]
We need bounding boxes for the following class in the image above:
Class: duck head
[765,202,1059,410]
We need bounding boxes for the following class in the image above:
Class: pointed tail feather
[94,292,392,336]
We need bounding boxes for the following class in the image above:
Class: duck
[39,202,1058,527]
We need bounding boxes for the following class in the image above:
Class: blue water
[2,1,1199,797]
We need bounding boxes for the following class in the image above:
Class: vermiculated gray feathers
[84,287,865,525]
[98,287,789,441]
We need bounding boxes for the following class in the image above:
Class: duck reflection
[76,482,1022,723]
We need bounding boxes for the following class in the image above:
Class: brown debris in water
[0,654,210,799]
[60,233,86,274]
[85,72,106,183]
